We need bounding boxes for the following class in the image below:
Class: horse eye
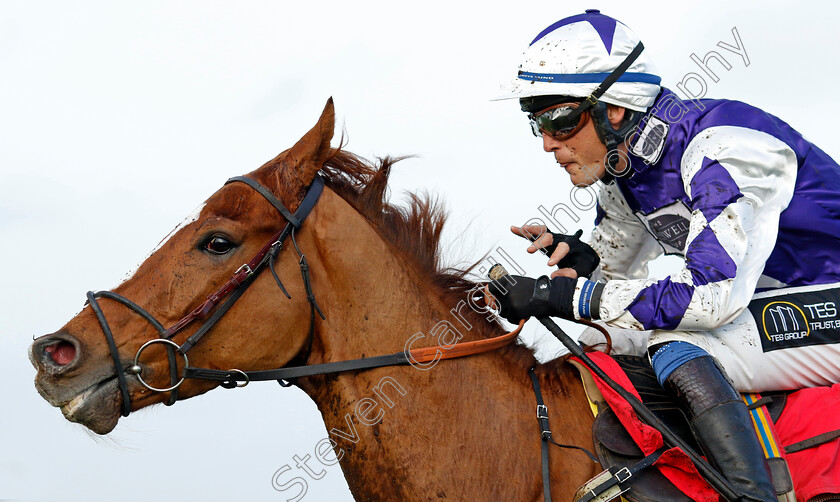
[203,235,236,255]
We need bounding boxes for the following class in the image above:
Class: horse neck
[301,188,495,361]
[292,190,598,499]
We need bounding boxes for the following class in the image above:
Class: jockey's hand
[510,225,600,279]
[487,274,576,324]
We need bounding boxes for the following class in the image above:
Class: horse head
[30,99,350,434]
[29,99,605,500]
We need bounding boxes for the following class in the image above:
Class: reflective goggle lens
[529,103,586,140]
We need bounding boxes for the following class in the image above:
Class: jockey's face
[541,104,628,187]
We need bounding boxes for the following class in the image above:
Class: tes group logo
[761,301,809,343]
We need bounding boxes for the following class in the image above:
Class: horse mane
[317,149,533,348]
[319,149,480,299]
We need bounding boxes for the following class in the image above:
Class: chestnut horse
[30,99,600,500]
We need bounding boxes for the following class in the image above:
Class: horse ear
[287,97,335,186]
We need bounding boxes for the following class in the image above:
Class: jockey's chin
[563,162,607,187]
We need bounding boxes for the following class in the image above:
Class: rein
[185,321,524,386]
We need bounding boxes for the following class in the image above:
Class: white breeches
[583,283,840,392]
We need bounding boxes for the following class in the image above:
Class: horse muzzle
[30,332,124,434]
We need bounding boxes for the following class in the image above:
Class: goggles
[528,102,588,140]
[523,41,646,142]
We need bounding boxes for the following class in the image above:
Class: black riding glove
[535,229,600,278]
[487,275,576,324]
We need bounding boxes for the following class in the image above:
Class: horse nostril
[44,340,77,366]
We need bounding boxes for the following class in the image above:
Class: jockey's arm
[582,128,798,331]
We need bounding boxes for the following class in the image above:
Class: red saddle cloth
[573,352,719,501]
[774,384,840,501]
[576,352,840,502]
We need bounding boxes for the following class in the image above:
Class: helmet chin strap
[541,42,648,185]
[591,102,644,184]
[577,41,647,185]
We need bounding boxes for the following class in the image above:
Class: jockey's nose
[30,334,81,374]
[542,132,565,152]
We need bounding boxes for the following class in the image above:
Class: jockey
[490,9,840,502]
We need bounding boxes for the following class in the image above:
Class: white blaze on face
[119,202,206,285]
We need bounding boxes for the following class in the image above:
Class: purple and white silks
[582,88,840,332]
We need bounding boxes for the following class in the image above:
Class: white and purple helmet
[497,10,661,113]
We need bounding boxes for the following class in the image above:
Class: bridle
[86,174,326,416]
[86,172,522,417]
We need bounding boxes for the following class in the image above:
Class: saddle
[571,355,807,502]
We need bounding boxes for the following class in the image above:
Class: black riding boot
[664,356,776,502]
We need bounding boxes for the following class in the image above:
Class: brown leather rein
[85,173,525,417]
